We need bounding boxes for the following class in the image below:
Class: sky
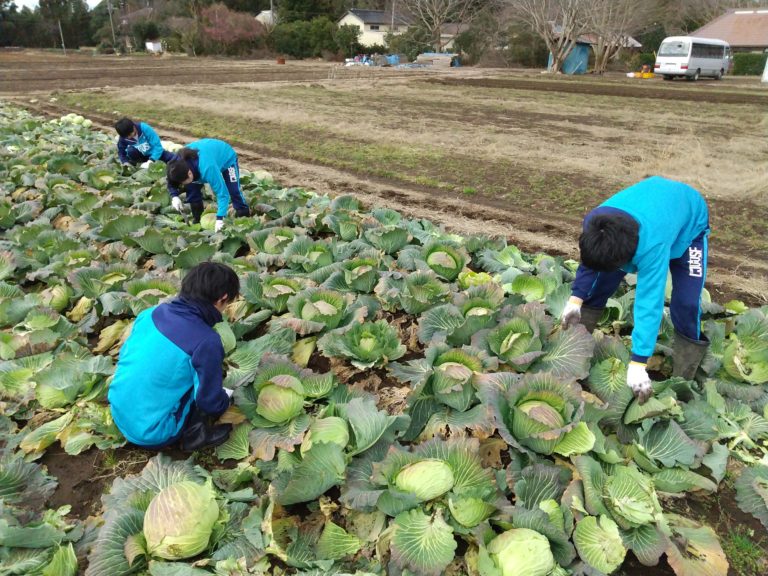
[14,0,103,10]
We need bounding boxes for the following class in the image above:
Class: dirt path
[16,99,767,306]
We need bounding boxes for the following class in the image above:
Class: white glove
[561,297,583,330]
[627,362,653,405]
[214,219,224,233]
[223,387,234,399]
[171,196,183,212]
[140,160,152,169]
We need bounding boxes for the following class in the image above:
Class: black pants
[140,404,208,450]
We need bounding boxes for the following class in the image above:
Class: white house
[338,9,409,48]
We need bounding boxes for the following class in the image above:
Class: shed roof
[693,9,768,48]
[345,9,411,26]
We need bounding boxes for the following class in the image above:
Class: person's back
[108,262,238,449]
[187,139,237,174]
[600,176,709,263]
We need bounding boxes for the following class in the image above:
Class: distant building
[338,9,410,47]
[693,9,768,52]
[338,9,468,51]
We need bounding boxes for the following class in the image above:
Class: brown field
[3,49,768,576]
[3,50,766,305]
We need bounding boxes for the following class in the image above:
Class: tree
[39,0,91,49]
[507,0,590,73]
[0,0,19,46]
[201,2,264,54]
[398,0,490,51]
[168,15,202,54]
[335,22,361,57]
[385,25,432,60]
[588,0,653,74]
[277,0,347,23]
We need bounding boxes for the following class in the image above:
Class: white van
[654,36,732,81]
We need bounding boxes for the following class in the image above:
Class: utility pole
[390,0,395,31]
[107,0,117,46]
[57,18,66,54]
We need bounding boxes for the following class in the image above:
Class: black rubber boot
[580,306,605,333]
[672,331,709,381]
[180,422,232,452]
[235,206,251,218]
[190,202,205,224]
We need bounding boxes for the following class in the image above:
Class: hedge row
[732,52,768,76]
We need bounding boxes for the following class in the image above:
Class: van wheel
[714,69,723,80]
[691,69,700,81]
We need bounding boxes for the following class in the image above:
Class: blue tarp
[547,42,590,74]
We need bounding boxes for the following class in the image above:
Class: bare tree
[588,0,653,74]
[398,0,492,51]
[507,0,590,73]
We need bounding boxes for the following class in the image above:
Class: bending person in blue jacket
[561,176,710,404]
[108,262,238,451]
[114,117,174,167]
[165,139,251,232]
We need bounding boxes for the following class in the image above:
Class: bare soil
[429,76,768,106]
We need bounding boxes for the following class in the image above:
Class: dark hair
[114,117,135,138]
[579,213,639,272]
[166,148,199,186]
[180,262,240,304]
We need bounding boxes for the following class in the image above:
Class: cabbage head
[395,459,455,501]
[144,480,219,560]
[200,213,217,231]
[486,528,556,576]
[482,372,594,457]
[256,373,305,424]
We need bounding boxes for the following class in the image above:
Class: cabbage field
[1,103,768,576]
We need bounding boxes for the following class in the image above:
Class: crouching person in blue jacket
[165,139,251,232]
[108,262,238,451]
[114,117,174,167]
[561,176,710,405]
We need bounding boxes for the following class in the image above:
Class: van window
[692,43,724,58]
[659,40,689,57]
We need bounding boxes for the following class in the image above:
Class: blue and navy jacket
[108,298,230,447]
[572,176,709,361]
[167,139,238,218]
[117,121,165,164]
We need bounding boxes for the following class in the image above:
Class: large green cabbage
[143,480,219,560]
[395,459,455,501]
[486,528,556,576]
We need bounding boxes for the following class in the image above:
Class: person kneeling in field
[561,176,710,405]
[166,139,251,232]
[114,117,174,168]
[108,262,237,451]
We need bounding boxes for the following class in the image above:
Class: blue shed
[547,42,590,74]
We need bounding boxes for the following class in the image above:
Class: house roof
[693,9,768,48]
[344,9,411,26]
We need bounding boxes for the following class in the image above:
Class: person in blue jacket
[561,176,710,404]
[114,117,174,167]
[108,262,238,451]
[165,139,251,231]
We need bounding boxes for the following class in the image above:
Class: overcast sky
[14,0,103,10]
